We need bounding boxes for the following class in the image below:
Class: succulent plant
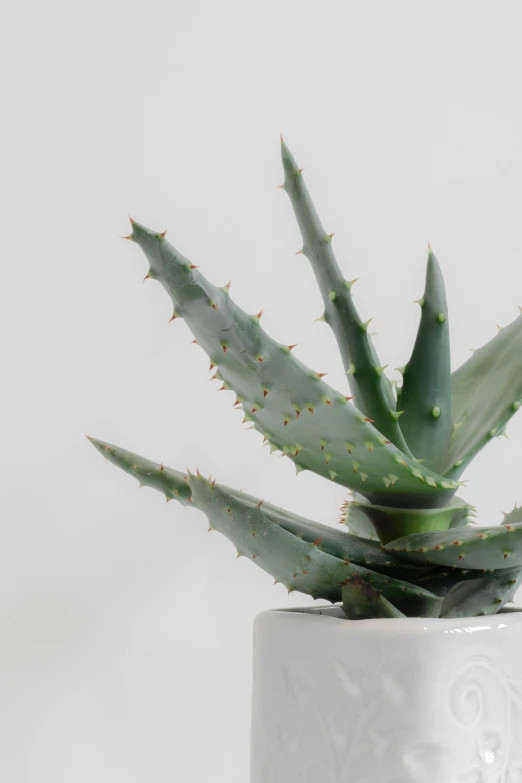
[88,136,522,620]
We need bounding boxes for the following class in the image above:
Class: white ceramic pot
[250,606,522,783]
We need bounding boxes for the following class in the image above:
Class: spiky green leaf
[341,497,378,540]
[398,248,452,471]
[443,313,522,477]
[280,140,408,452]
[439,567,522,618]
[188,472,441,613]
[341,575,406,619]
[87,436,193,504]
[126,220,458,505]
[385,522,522,570]
[87,436,425,581]
[502,504,522,526]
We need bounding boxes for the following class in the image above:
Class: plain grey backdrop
[2,0,522,780]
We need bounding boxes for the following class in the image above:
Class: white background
[2,1,522,780]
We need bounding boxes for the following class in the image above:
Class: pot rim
[255,603,522,631]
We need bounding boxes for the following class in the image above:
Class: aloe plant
[88,136,522,620]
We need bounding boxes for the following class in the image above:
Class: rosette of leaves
[88,137,522,619]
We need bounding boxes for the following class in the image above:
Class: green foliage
[349,496,472,545]
[89,137,522,620]
[396,248,452,473]
[438,568,522,618]
[385,520,522,570]
[443,316,522,478]
[88,437,432,588]
[126,219,457,507]
[280,140,405,451]
[341,575,407,619]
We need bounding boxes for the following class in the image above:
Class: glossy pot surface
[250,606,522,783]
